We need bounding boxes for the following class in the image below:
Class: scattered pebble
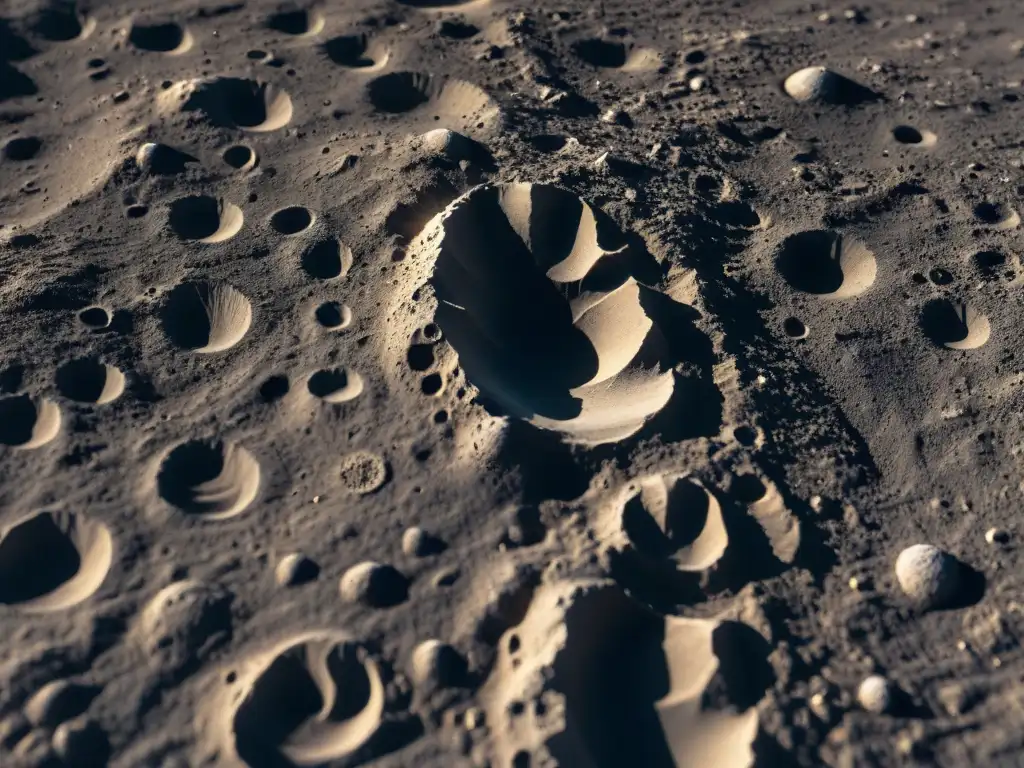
[894,543,961,609]
[52,717,108,765]
[857,675,892,714]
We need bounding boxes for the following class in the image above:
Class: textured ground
[2,0,1024,766]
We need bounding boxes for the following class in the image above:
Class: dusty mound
[137,580,232,677]
[482,580,771,768]
[182,78,293,132]
[394,183,676,444]
[161,281,252,353]
[366,72,500,136]
[783,66,876,104]
[156,439,260,518]
[775,230,876,298]
[216,632,385,767]
[0,510,113,612]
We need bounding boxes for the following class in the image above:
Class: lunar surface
[1,0,1023,766]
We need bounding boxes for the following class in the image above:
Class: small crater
[339,450,388,494]
[920,299,990,350]
[308,368,364,403]
[126,205,149,219]
[77,306,110,329]
[266,8,323,36]
[323,34,388,69]
[572,39,627,68]
[3,136,42,161]
[407,344,434,371]
[315,301,352,330]
[421,373,443,395]
[892,125,935,145]
[55,358,125,405]
[775,230,876,298]
[974,202,1020,230]
[0,395,60,449]
[527,135,567,153]
[301,238,351,279]
[137,580,231,678]
[30,5,92,42]
[168,196,243,243]
[782,317,808,339]
[269,206,314,235]
[222,145,256,171]
[157,439,260,518]
[438,19,479,39]
[259,375,289,402]
[129,22,191,53]
[161,282,252,354]
[928,267,953,285]
[0,511,112,611]
[974,250,1006,278]
[183,77,293,132]
[230,632,384,765]
[367,71,431,113]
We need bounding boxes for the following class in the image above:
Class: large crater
[398,183,677,444]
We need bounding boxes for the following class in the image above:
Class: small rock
[857,675,892,714]
[275,553,320,587]
[985,527,1009,545]
[937,682,980,716]
[411,639,467,689]
[783,66,873,104]
[689,75,708,91]
[339,561,408,608]
[464,707,484,730]
[0,711,30,749]
[24,680,100,729]
[402,526,445,557]
[52,717,109,766]
[600,108,632,126]
[895,544,961,609]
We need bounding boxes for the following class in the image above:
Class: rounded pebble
[24,680,99,728]
[857,675,892,714]
[52,717,108,765]
[985,527,1009,545]
[275,553,320,586]
[402,526,444,557]
[411,639,466,690]
[339,561,408,608]
[895,544,960,608]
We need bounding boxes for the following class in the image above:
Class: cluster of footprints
[3,4,1016,768]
